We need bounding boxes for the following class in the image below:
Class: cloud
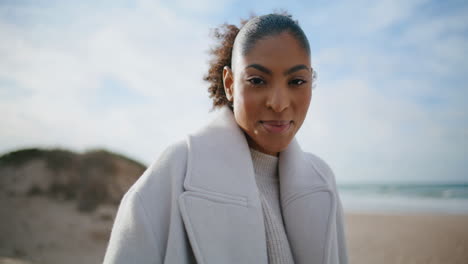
[297,0,468,182]
[1,0,467,183]
[0,0,216,163]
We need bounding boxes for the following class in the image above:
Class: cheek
[241,91,261,112]
[298,88,312,109]
[293,88,312,122]
[232,94,247,129]
[304,91,312,110]
[234,87,262,124]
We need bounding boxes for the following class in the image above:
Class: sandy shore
[345,212,468,264]
[0,195,114,264]
[1,194,468,264]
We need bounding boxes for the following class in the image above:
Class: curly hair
[204,12,310,110]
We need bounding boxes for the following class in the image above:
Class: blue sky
[1,0,467,183]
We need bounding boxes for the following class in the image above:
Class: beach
[345,212,468,264]
[2,192,468,264]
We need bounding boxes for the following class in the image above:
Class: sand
[345,212,468,264]
[1,194,467,264]
[0,194,115,264]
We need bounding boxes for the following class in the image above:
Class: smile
[260,120,292,134]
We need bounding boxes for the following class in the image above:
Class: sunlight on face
[225,31,313,156]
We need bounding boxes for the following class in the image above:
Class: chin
[261,140,291,155]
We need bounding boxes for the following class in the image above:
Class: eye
[247,77,265,86]
[289,79,307,86]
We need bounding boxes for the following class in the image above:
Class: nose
[266,84,289,113]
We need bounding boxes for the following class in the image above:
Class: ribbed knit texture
[249,148,295,264]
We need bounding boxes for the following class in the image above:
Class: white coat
[103,106,348,264]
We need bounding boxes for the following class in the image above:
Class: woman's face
[223,31,312,156]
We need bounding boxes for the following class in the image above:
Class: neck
[245,132,279,157]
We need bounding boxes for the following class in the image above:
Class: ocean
[337,183,468,214]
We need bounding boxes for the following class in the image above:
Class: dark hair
[204,12,310,110]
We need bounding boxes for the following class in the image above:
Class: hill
[0,147,146,264]
[0,148,146,211]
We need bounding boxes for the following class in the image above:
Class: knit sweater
[249,148,295,264]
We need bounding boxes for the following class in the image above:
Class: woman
[104,13,348,264]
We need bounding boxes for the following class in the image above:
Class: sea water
[337,183,468,214]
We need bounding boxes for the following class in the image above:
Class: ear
[223,66,234,102]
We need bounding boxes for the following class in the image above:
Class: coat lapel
[178,107,267,264]
[279,139,336,264]
[178,106,335,264]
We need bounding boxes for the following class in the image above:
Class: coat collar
[179,106,336,264]
[183,106,258,206]
[183,106,329,200]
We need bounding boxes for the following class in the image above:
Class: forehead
[234,32,311,72]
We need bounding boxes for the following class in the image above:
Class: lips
[260,120,292,133]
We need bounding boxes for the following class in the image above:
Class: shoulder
[127,139,189,201]
[105,140,189,262]
[147,139,189,173]
[303,152,338,187]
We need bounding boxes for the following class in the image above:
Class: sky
[1,0,467,183]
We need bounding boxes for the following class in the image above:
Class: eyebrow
[284,64,311,75]
[245,63,311,76]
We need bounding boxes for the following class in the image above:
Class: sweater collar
[249,148,279,182]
